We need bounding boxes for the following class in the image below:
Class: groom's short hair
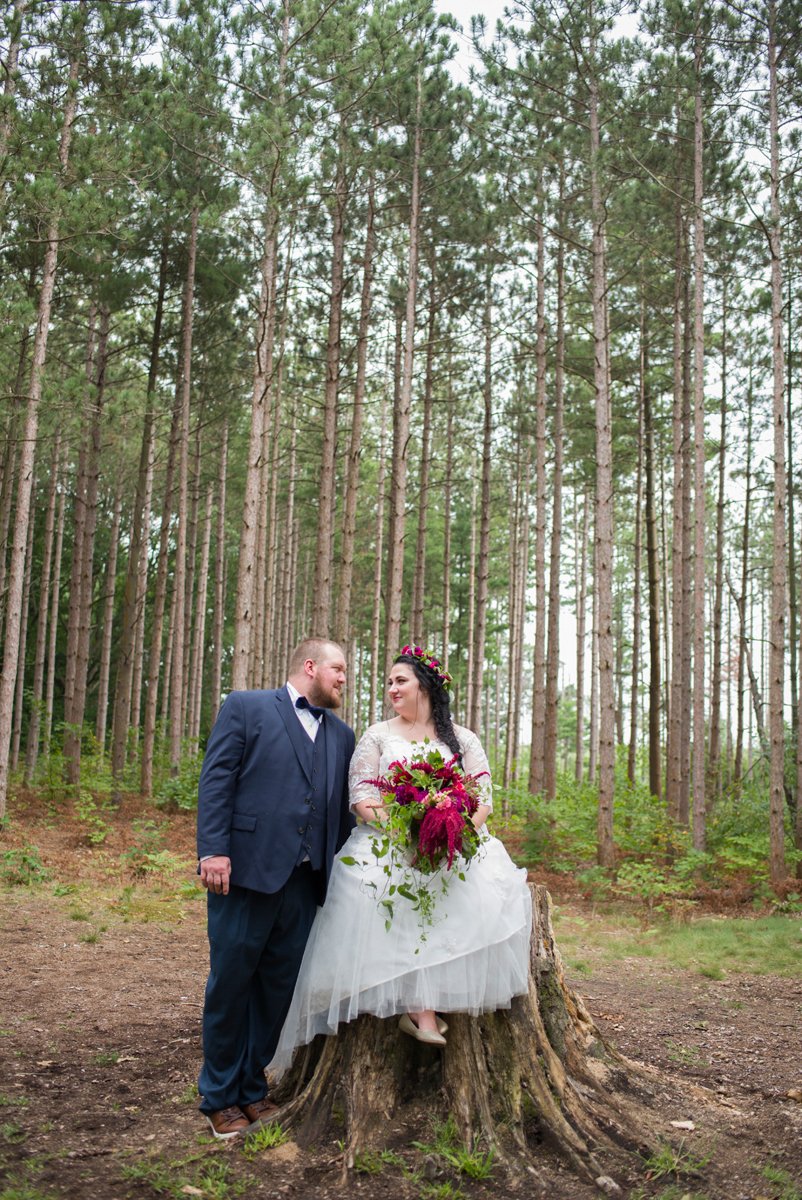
[288,637,343,675]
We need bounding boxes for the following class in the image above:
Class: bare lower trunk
[140,400,181,797]
[708,282,728,805]
[575,493,589,782]
[111,231,168,781]
[313,139,348,634]
[544,210,565,802]
[590,55,615,868]
[10,506,35,769]
[767,0,787,886]
[42,483,66,764]
[188,487,213,751]
[691,26,706,852]
[336,182,375,648]
[529,200,548,796]
[24,433,61,781]
[628,358,644,787]
[369,396,388,724]
[65,304,109,785]
[469,279,493,734]
[643,331,662,800]
[209,424,228,728]
[411,268,436,641]
[94,486,123,752]
[0,46,80,817]
[233,217,278,689]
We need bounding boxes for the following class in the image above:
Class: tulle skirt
[269,824,532,1077]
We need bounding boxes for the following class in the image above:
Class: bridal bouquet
[342,744,487,934]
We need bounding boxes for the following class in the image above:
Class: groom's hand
[200,856,232,895]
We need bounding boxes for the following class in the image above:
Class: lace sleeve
[458,726,493,810]
[348,726,385,810]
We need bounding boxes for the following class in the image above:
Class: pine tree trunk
[279,411,299,682]
[734,393,753,786]
[384,78,422,676]
[65,303,109,785]
[643,324,662,800]
[0,39,79,814]
[0,0,26,210]
[442,377,454,673]
[140,399,181,797]
[209,424,228,729]
[691,26,706,852]
[128,447,153,760]
[168,206,198,775]
[411,269,436,641]
[575,493,589,783]
[42,481,66,765]
[628,359,644,787]
[666,194,686,823]
[529,198,548,796]
[233,215,278,690]
[62,306,98,775]
[189,487,213,751]
[504,439,526,793]
[590,51,615,868]
[469,279,493,735]
[336,182,375,648]
[708,282,728,805]
[274,885,660,1187]
[94,485,123,752]
[544,214,565,803]
[464,470,478,728]
[110,230,167,783]
[313,138,348,635]
[10,504,35,770]
[679,269,694,826]
[369,396,388,724]
[767,0,787,886]
[24,433,61,781]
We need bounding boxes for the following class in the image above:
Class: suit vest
[287,720,328,871]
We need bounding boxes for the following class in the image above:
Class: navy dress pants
[199,864,318,1114]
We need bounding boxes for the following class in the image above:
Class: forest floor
[1,789,801,1200]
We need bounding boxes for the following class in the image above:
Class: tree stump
[272,884,660,1186]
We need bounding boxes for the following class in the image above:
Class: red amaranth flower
[417,800,467,870]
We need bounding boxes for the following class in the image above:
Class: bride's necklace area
[396,715,436,743]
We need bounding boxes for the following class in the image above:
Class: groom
[196,637,355,1138]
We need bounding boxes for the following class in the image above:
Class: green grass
[553,909,802,979]
[413,1117,495,1180]
[243,1123,288,1154]
[761,1164,802,1200]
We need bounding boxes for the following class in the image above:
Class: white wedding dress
[268,723,532,1078]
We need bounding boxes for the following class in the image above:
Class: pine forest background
[1,0,801,892]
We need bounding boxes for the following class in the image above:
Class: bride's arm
[459,728,493,829]
[348,727,389,825]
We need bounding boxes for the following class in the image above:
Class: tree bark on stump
[271,886,656,1186]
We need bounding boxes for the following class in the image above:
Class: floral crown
[399,644,453,691]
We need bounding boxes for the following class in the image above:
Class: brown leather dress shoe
[205,1105,250,1139]
[241,1096,280,1126]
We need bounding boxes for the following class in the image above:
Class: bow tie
[295,695,324,720]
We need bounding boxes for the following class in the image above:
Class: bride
[268,645,532,1075]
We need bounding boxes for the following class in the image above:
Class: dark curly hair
[393,653,462,761]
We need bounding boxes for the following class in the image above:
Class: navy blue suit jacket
[196,687,355,898]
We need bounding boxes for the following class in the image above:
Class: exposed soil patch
[1,795,801,1199]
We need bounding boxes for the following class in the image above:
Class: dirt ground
[1,792,801,1200]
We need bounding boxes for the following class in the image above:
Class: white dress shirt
[286,681,321,742]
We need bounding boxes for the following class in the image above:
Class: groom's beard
[308,680,343,710]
